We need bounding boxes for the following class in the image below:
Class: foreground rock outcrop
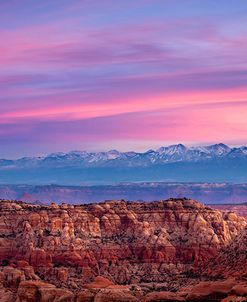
[205,225,247,279]
[143,278,247,302]
[0,198,246,301]
[1,274,247,301]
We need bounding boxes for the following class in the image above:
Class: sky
[1,0,247,158]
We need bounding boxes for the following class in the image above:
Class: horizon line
[1,142,247,160]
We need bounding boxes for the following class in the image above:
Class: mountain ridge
[1,143,247,168]
[0,143,247,185]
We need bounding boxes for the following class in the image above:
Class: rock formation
[0,198,246,301]
[204,225,247,279]
[211,203,247,219]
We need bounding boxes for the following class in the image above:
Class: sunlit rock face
[0,198,246,288]
[204,225,247,279]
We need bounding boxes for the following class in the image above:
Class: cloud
[1,97,246,145]
[0,1,247,156]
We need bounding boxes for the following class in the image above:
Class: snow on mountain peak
[205,143,231,155]
[1,144,246,169]
[106,150,121,160]
[157,144,186,153]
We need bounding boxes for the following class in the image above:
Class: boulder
[144,291,185,301]
[94,289,138,302]
[83,276,115,289]
[76,290,95,302]
[231,283,247,296]
[185,279,237,301]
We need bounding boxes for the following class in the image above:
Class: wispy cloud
[0,1,247,156]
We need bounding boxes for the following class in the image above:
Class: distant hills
[1,182,247,205]
[0,143,247,184]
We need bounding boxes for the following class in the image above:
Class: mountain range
[1,143,247,168]
[0,143,247,184]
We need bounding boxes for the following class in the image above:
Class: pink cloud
[0,5,247,155]
[1,96,246,153]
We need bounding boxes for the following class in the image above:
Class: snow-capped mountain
[0,143,246,169]
[0,143,246,185]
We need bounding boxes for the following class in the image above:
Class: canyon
[0,198,246,301]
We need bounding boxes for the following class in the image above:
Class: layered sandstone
[211,204,247,219]
[204,225,247,279]
[0,198,246,301]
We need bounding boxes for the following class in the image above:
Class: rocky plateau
[0,198,246,301]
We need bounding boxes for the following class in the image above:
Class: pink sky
[0,1,247,157]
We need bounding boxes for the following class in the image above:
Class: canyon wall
[0,198,246,301]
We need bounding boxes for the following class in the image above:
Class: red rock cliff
[0,198,245,287]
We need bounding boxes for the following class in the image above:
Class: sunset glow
[1,0,247,157]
